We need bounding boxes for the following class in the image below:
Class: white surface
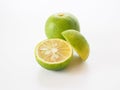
[0,0,120,90]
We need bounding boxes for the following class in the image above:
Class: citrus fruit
[34,39,73,70]
[45,12,80,39]
[62,30,90,61]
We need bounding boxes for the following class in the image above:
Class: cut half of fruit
[34,39,73,70]
[62,30,90,61]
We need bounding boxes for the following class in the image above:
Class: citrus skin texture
[62,30,90,61]
[45,13,80,39]
[34,39,73,70]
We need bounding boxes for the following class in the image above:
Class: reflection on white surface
[37,53,89,88]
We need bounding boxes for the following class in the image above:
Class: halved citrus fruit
[34,39,73,70]
[62,30,90,61]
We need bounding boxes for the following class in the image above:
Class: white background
[0,0,120,90]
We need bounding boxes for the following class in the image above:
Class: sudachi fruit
[62,30,90,61]
[34,39,73,70]
[45,13,80,39]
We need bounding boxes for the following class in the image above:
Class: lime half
[62,30,90,61]
[34,39,73,70]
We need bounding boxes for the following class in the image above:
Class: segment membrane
[38,39,71,62]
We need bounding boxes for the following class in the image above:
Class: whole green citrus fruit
[45,13,80,39]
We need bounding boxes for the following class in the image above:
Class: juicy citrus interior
[37,39,72,63]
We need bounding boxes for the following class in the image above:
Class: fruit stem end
[58,13,64,16]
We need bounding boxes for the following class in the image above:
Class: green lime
[34,39,73,70]
[62,30,90,61]
[45,12,80,39]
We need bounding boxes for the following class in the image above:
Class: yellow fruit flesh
[38,39,72,63]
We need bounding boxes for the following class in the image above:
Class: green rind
[45,13,80,39]
[34,39,73,71]
[62,30,90,61]
[35,54,72,70]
